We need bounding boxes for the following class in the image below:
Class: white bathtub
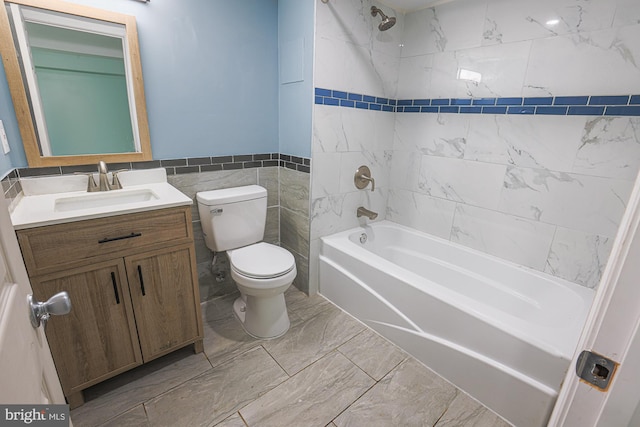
[319,221,594,427]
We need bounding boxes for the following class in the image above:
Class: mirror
[0,0,151,167]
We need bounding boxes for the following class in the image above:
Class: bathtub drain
[359,233,367,244]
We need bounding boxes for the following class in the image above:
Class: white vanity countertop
[11,168,192,230]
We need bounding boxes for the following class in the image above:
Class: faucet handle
[361,175,375,192]
[74,172,99,192]
[110,170,127,190]
[87,174,98,192]
[354,165,375,192]
[111,169,128,188]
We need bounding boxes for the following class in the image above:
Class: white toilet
[196,185,296,339]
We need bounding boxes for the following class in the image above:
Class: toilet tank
[196,185,267,252]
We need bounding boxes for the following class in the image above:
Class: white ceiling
[378,0,460,13]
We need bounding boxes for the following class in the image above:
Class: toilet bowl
[228,242,295,338]
[195,186,297,339]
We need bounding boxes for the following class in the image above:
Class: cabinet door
[31,259,142,396]
[125,243,202,361]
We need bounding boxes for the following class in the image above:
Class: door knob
[28,291,72,328]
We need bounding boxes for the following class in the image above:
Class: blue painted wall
[0,0,279,175]
[278,0,314,158]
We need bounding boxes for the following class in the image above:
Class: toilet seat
[228,242,295,280]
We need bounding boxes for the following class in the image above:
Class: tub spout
[357,206,378,220]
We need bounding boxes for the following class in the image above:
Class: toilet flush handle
[210,208,223,214]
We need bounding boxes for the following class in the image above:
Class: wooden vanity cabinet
[30,259,142,405]
[16,206,203,409]
[124,244,201,360]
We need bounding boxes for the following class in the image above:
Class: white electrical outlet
[0,121,9,155]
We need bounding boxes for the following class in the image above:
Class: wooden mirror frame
[0,0,152,167]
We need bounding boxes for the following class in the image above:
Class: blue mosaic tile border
[315,88,397,112]
[315,88,640,117]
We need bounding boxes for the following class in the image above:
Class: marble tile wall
[388,0,640,289]
[310,0,403,294]
[397,0,640,99]
[315,0,404,100]
[391,114,638,239]
[312,0,640,290]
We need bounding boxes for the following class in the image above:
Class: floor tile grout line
[244,349,375,427]
[328,373,380,426]
[152,345,286,427]
[335,347,378,383]
[200,341,216,370]
[204,341,264,371]
[431,389,461,427]
[142,344,266,418]
[233,344,297,418]
[203,296,341,378]
[269,347,344,383]
[331,356,456,427]
[205,342,266,370]
[260,301,366,377]
[142,403,150,426]
[92,405,137,427]
[286,295,335,321]
[333,326,409,382]
[259,343,294,380]
[140,362,215,407]
[451,385,514,425]
[74,349,214,427]
[237,410,250,427]
[280,324,365,377]
[336,346,388,384]
[356,351,406,383]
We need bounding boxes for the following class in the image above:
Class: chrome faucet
[357,206,378,220]
[87,161,123,192]
[97,160,111,191]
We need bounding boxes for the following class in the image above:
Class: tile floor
[70,288,512,427]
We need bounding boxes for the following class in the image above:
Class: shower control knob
[354,165,375,191]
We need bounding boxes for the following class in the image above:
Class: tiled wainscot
[5,153,311,299]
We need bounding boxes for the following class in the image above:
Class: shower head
[371,6,396,31]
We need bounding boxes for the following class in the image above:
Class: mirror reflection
[0,0,151,167]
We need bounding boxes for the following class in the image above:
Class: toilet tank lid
[196,185,267,205]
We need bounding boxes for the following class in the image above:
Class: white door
[549,173,640,426]
[0,194,65,405]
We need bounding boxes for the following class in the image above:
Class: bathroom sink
[11,168,193,230]
[54,189,159,212]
